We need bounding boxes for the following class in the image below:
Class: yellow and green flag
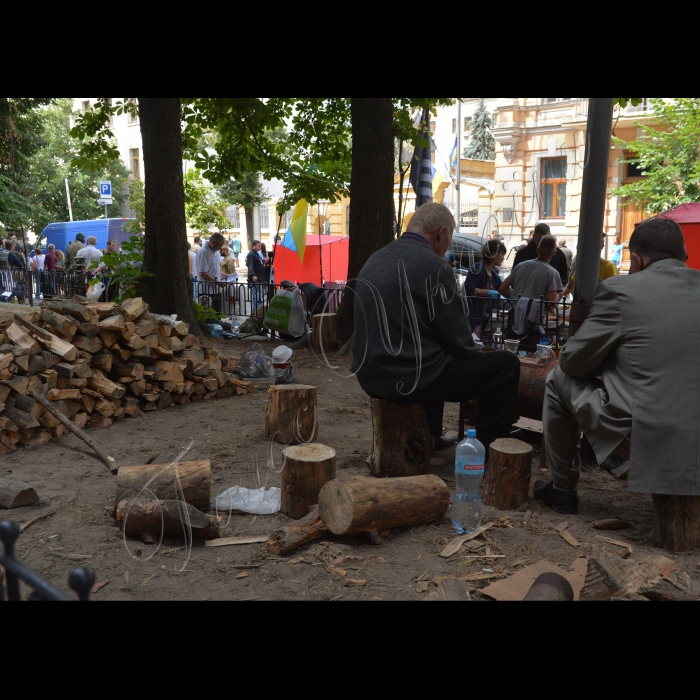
[281,200,310,263]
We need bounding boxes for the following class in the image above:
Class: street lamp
[317,200,331,287]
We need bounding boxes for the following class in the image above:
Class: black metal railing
[195,281,345,321]
[463,295,572,351]
[0,521,95,602]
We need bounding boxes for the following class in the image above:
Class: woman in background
[464,240,507,340]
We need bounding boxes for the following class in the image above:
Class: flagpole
[456,100,462,232]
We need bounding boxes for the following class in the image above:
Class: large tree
[464,99,496,161]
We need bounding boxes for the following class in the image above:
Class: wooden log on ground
[312,314,339,355]
[319,475,450,536]
[115,460,211,509]
[482,438,533,511]
[266,506,328,555]
[370,399,431,479]
[265,385,318,445]
[0,478,39,509]
[281,444,336,520]
[115,499,225,541]
[651,495,700,553]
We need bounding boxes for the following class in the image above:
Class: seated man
[500,235,563,303]
[536,218,700,515]
[351,203,521,453]
[558,233,618,299]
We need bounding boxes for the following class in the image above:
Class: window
[130,149,141,180]
[128,98,138,124]
[259,205,269,230]
[82,100,90,114]
[452,119,457,134]
[544,98,571,104]
[429,121,436,134]
[464,116,472,133]
[540,157,567,219]
[624,153,647,181]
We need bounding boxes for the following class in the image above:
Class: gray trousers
[543,367,632,491]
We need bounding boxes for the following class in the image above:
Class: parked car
[448,232,488,270]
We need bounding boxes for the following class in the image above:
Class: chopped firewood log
[6,323,41,353]
[88,376,126,400]
[40,309,79,340]
[3,406,40,430]
[193,362,211,377]
[121,298,149,322]
[100,329,118,348]
[42,300,94,324]
[18,428,52,446]
[98,315,126,333]
[91,355,114,373]
[72,335,97,354]
[54,389,82,401]
[79,323,100,339]
[0,478,39,509]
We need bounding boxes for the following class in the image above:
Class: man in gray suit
[351,203,520,453]
[536,218,696,515]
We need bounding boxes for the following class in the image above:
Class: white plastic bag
[212,486,281,516]
[87,283,105,301]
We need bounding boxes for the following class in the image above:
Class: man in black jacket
[352,203,520,453]
[513,223,569,286]
[246,241,266,313]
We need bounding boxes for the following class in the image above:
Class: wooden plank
[440,523,496,558]
[205,536,269,549]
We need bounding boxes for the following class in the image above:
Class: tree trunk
[651,495,700,553]
[137,98,200,335]
[115,460,211,510]
[370,399,431,479]
[245,207,255,251]
[281,444,336,520]
[319,475,449,535]
[482,438,533,511]
[337,98,396,342]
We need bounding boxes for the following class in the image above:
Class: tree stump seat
[369,399,432,479]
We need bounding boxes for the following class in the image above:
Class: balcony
[574,98,653,121]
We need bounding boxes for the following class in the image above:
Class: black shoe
[433,436,458,453]
[534,481,580,515]
[600,454,630,480]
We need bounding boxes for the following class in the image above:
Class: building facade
[490,98,654,264]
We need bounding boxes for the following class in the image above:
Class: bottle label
[456,461,485,476]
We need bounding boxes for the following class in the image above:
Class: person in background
[501,235,562,303]
[464,240,507,340]
[514,223,570,286]
[55,249,65,269]
[559,234,619,300]
[44,244,57,299]
[558,239,574,278]
[79,237,104,275]
[66,234,85,270]
[220,246,237,281]
[197,233,225,312]
[192,236,202,254]
[231,234,241,267]
[609,236,626,272]
[31,248,46,299]
[247,241,266,313]
[187,242,197,300]
[1,240,25,302]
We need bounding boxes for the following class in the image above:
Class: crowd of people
[189,233,276,315]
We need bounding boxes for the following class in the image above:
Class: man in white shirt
[196,233,226,313]
[78,236,105,274]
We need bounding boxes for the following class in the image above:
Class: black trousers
[368,352,521,449]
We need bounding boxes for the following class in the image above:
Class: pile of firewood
[0,297,252,455]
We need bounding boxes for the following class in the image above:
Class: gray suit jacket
[351,235,479,398]
[560,259,700,496]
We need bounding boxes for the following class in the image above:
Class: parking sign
[100,181,112,198]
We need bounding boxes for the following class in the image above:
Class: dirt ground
[2,338,699,601]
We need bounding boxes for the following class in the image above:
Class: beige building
[490,98,655,265]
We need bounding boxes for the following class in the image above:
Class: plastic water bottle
[452,430,485,535]
[493,328,503,351]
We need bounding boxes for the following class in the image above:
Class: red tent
[273,235,349,287]
[657,203,700,271]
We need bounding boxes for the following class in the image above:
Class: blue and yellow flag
[281,200,309,263]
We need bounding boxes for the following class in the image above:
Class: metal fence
[464,295,572,351]
[196,281,345,321]
[0,270,100,302]
[0,521,94,602]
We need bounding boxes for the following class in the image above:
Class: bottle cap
[467,430,477,439]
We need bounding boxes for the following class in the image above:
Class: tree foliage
[613,98,700,214]
[72,98,461,212]
[184,169,230,233]
[464,98,496,161]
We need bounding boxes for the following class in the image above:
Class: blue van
[40,219,139,255]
